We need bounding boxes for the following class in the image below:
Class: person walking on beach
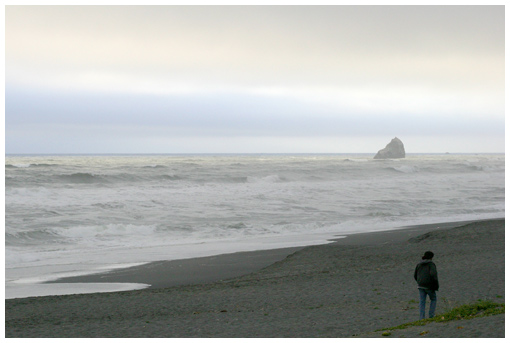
[414,251,439,320]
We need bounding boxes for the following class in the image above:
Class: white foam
[5,153,505,299]
[5,232,340,299]
[393,165,418,173]
[8,262,149,284]
[6,283,150,299]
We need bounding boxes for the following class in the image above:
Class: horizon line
[5,152,505,156]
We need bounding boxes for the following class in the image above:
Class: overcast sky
[5,5,505,154]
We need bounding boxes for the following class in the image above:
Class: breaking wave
[5,153,505,286]
[58,173,106,184]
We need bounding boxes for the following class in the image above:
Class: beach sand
[5,219,504,338]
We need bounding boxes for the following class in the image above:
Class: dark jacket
[414,260,439,291]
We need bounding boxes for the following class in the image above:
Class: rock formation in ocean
[373,137,405,159]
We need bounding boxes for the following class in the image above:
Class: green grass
[377,300,504,333]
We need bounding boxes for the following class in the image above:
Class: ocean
[5,153,505,299]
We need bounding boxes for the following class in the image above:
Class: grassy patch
[377,300,504,332]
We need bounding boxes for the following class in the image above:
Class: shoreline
[6,218,504,337]
[44,218,493,292]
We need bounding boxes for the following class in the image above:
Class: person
[414,251,439,320]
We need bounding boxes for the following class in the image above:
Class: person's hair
[422,251,434,260]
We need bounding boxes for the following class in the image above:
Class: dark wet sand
[5,218,505,338]
[46,219,479,289]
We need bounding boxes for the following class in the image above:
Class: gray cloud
[7,88,503,137]
[5,5,505,154]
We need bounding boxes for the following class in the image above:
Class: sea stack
[373,137,405,159]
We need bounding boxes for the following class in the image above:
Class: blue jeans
[419,288,437,319]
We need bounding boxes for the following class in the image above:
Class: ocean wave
[6,164,31,168]
[387,166,419,173]
[451,162,505,173]
[55,172,184,184]
[367,211,398,217]
[342,158,369,163]
[227,222,248,229]
[54,223,159,239]
[384,162,503,175]
[5,154,505,259]
[6,223,163,250]
[158,174,183,181]
[6,229,62,246]
[142,165,167,169]
[199,176,249,183]
[469,165,505,172]
[92,202,126,209]
[6,163,58,168]
[247,174,286,183]
[58,173,106,184]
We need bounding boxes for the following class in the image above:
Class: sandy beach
[5,218,505,338]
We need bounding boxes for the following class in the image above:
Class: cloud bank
[5,5,505,153]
